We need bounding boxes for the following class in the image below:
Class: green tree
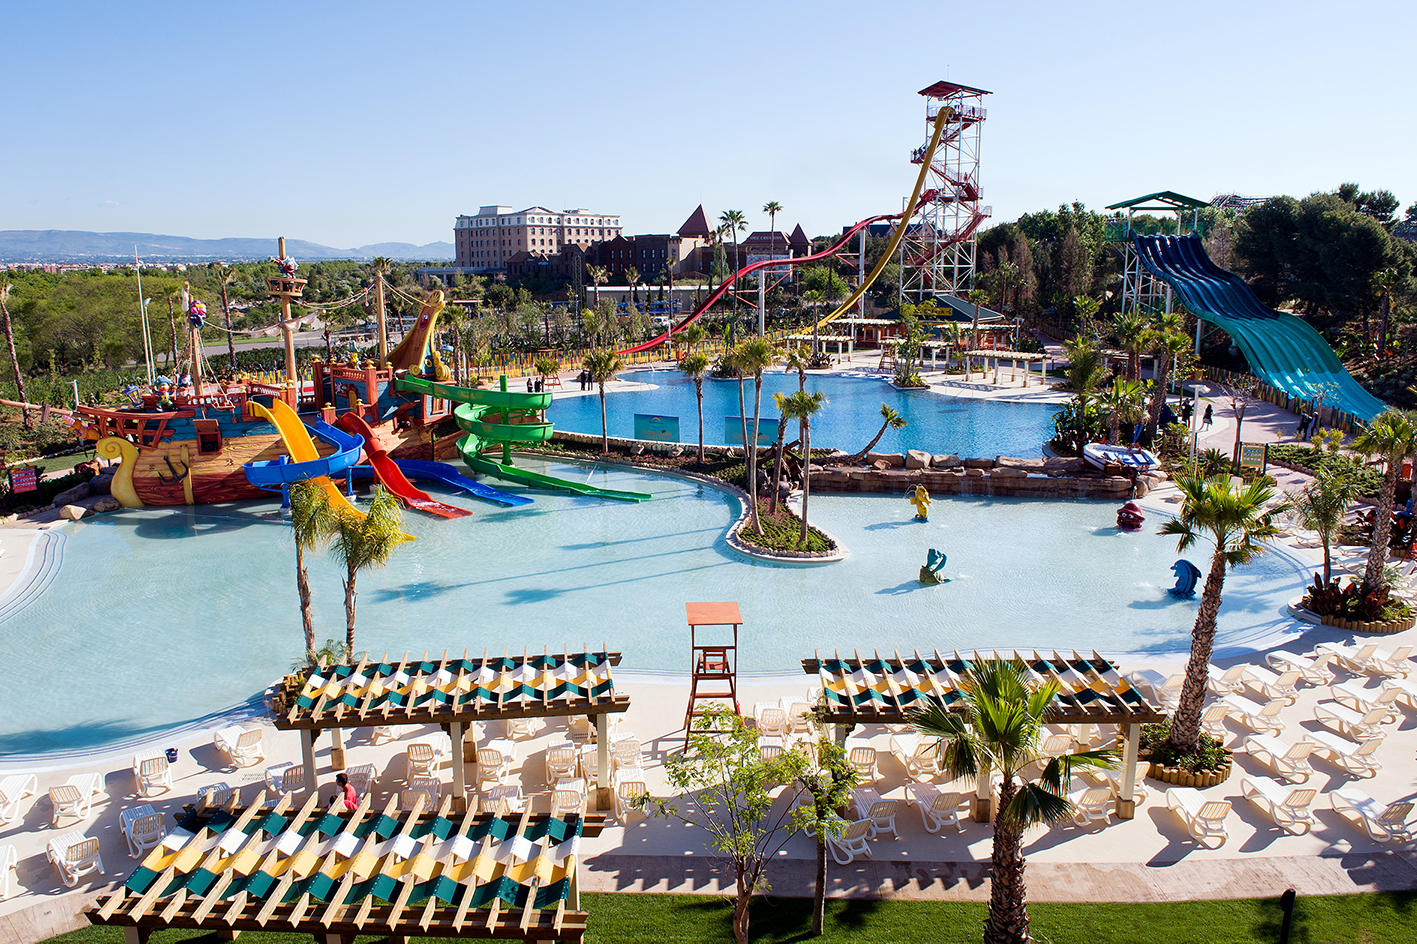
[533,355,560,390]
[583,347,624,453]
[678,352,710,465]
[287,481,337,661]
[911,659,1117,944]
[585,264,609,310]
[1354,409,1417,596]
[1063,337,1106,454]
[737,337,776,534]
[967,287,989,354]
[327,486,410,655]
[213,264,238,372]
[779,389,826,546]
[1096,377,1147,446]
[793,737,857,936]
[0,283,29,427]
[1111,309,1150,381]
[1143,316,1191,440]
[1288,466,1359,586]
[846,403,907,462]
[719,210,748,316]
[1158,475,1284,756]
[1372,266,1403,355]
[623,265,640,306]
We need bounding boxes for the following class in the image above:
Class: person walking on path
[1202,404,1213,428]
[1180,399,1194,426]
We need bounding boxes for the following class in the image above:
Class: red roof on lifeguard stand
[686,601,743,627]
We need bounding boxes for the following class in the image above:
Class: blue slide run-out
[349,460,532,508]
[1135,234,1388,422]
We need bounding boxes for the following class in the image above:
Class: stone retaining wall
[810,452,1164,501]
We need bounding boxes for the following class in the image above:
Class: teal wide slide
[1134,234,1387,422]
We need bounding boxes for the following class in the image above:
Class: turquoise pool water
[0,460,1309,755]
[549,369,1057,457]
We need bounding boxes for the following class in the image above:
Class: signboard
[725,416,779,448]
[634,413,680,443]
[9,467,38,494]
[1237,443,1267,472]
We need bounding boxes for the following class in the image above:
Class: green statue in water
[919,548,947,585]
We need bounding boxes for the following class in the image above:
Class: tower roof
[919,81,991,99]
[677,205,713,238]
[788,224,810,247]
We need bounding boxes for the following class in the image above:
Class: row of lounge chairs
[1167,781,1414,847]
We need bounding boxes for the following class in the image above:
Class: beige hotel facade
[455,205,621,273]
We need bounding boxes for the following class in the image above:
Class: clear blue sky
[3,0,1411,249]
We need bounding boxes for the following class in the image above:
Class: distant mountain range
[0,230,454,264]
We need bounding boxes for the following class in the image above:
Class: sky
[2,0,1412,249]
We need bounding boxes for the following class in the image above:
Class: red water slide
[334,412,473,519]
[617,204,920,356]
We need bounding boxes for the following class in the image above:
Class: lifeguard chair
[684,601,742,743]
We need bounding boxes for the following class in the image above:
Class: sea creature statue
[1117,501,1145,531]
[910,484,932,521]
[1168,559,1203,598]
[919,547,948,585]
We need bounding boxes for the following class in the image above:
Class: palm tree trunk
[736,378,749,475]
[1322,541,1332,586]
[748,375,763,534]
[598,384,609,454]
[1362,461,1401,595]
[984,777,1030,944]
[1167,550,1227,754]
[1145,353,1170,440]
[343,571,358,657]
[848,419,892,463]
[296,544,315,657]
[799,419,811,547]
[695,381,705,466]
[769,418,788,515]
[221,281,236,372]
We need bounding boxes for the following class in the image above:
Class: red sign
[9,467,38,494]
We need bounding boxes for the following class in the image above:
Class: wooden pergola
[89,789,604,944]
[271,650,630,809]
[803,649,1166,820]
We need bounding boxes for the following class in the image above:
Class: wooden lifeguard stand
[684,601,742,743]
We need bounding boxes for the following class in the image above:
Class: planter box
[1319,612,1417,635]
[1146,749,1233,788]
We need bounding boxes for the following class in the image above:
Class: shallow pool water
[0,459,1309,755]
[550,369,1057,458]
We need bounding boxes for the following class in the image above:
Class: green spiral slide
[393,374,650,502]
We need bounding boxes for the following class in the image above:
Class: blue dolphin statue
[1168,560,1203,598]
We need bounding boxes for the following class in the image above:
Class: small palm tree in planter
[1355,409,1417,598]
[1288,465,1358,589]
[582,348,624,454]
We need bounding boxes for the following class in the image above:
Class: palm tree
[802,289,825,358]
[1096,377,1146,446]
[586,264,609,312]
[967,288,989,354]
[778,389,826,547]
[1112,309,1151,381]
[1062,337,1106,455]
[682,322,706,356]
[719,210,748,316]
[912,659,1117,944]
[1372,266,1401,359]
[288,481,338,662]
[1144,320,1189,440]
[327,486,410,656]
[782,343,810,392]
[679,352,710,465]
[0,283,29,427]
[763,201,782,273]
[846,403,907,462]
[737,337,776,535]
[767,391,793,516]
[533,355,560,392]
[1354,409,1417,596]
[212,264,238,372]
[1288,467,1359,586]
[583,347,624,453]
[1159,474,1284,755]
[624,265,640,307]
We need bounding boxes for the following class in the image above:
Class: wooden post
[972,760,993,822]
[1117,723,1141,820]
[122,928,150,944]
[330,726,346,772]
[450,721,466,812]
[278,237,297,385]
[595,714,611,810]
[301,729,317,796]
[375,269,388,365]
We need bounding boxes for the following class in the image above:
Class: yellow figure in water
[909,484,931,521]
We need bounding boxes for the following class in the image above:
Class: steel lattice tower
[898,81,992,305]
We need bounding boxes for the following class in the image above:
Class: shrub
[1140,721,1228,772]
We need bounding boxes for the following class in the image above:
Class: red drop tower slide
[335,412,472,518]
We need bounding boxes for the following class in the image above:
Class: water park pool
[0,459,1312,756]
[549,370,1058,457]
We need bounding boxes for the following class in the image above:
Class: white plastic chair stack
[1242,735,1315,782]
[1165,787,1230,848]
[1330,788,1415,843]
[132,752,172,797]
[906,783,970,834]
[46,833,103,888]
[1240,776,1317,834]
[0,774,38,826]
[49,773,105,827]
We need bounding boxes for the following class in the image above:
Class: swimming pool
[0,459,1310,755]
[550,370,1058,458]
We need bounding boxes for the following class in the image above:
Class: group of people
[524,377,546,393]
[1296,409,1321,441]
[1177,398,1214,429]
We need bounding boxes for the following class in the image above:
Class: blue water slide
[243,419,365,489]
[1133,234,1388,422]
[349,459,532,507]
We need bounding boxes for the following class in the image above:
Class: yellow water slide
[250,400,366,521]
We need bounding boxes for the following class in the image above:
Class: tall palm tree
[723,343,751,476]
[802,289,825,358]
[583,347,624,453]
[778,389,826,547]
[624,265,640,307]
[846,403,907,462]
[1288,467,1359,586]
[1159,474,1284,755]
[1112,309,1151,381]
[212,264,238,372]
[586,264,609,312]
[328,487,410,656]
[679,352,710,465]
[737,337,776,534]
[0,283,29,427]
[763,201,782,273]
[782,343,809,392]
[1096,377,1146,445]
[289,481,338,662]
[767,391,792,516]
[1143,319,1189,440]
[967,288,989,354]
[1062,337,1106,455]
[1354,409,1417,596]
[1372,267,1401,360]
[912,659,1117,944]
[719,210,748,316]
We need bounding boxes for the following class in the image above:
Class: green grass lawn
[42,891,1417,943]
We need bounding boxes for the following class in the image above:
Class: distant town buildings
[454,206,622,272]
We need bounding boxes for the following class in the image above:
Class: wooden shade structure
[89,789,604,944]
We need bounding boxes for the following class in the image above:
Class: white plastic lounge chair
[846,743,878,784]
[476,742,515,787]
[1165,787,1230,847]
[851,788,900,839]
[1125,669,1182,709]
[406,742,438,779]
[550,787,584,817]
[1330,788,1415,843]
[613,738,647,773]
[1314,702,1389,741]
[1070,786,1115,826]
[1266,650,1337,686]
[46,833,103,888]
[401,778,440,811]
[889,733,940,782]
[121,807,169,858]
[825,818,874,865]
[1315,642,1382,674]
[1303,730,1383,776]
[0,844,16,899]
[1200,703,1231,739]
[1242,665,1302,705]
[779,696,814,736]
[1207,664,1248,695]
[480,784,523,815]
[613,775,648,823]
[49,773,105,827]
[545,744,578,786]
[196,782,239,812]
[0,773,38,826]
[1382,676,1417,712]
[1240,776,1317,834]
[264,762,304,796]
[1329,680,1401,722]
[213,725,264,767]
[758,737,785,764]
[1242,735,1315,783]
[1368,645,1414,678]
[369,724,398,745]
[754,703,789,739]
[1078,768,1148,805]
[344,764,376,801]
[906,783,970,834]
[132,752,172,797]
[1220,695,1286,735]
[506,716,539,740]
